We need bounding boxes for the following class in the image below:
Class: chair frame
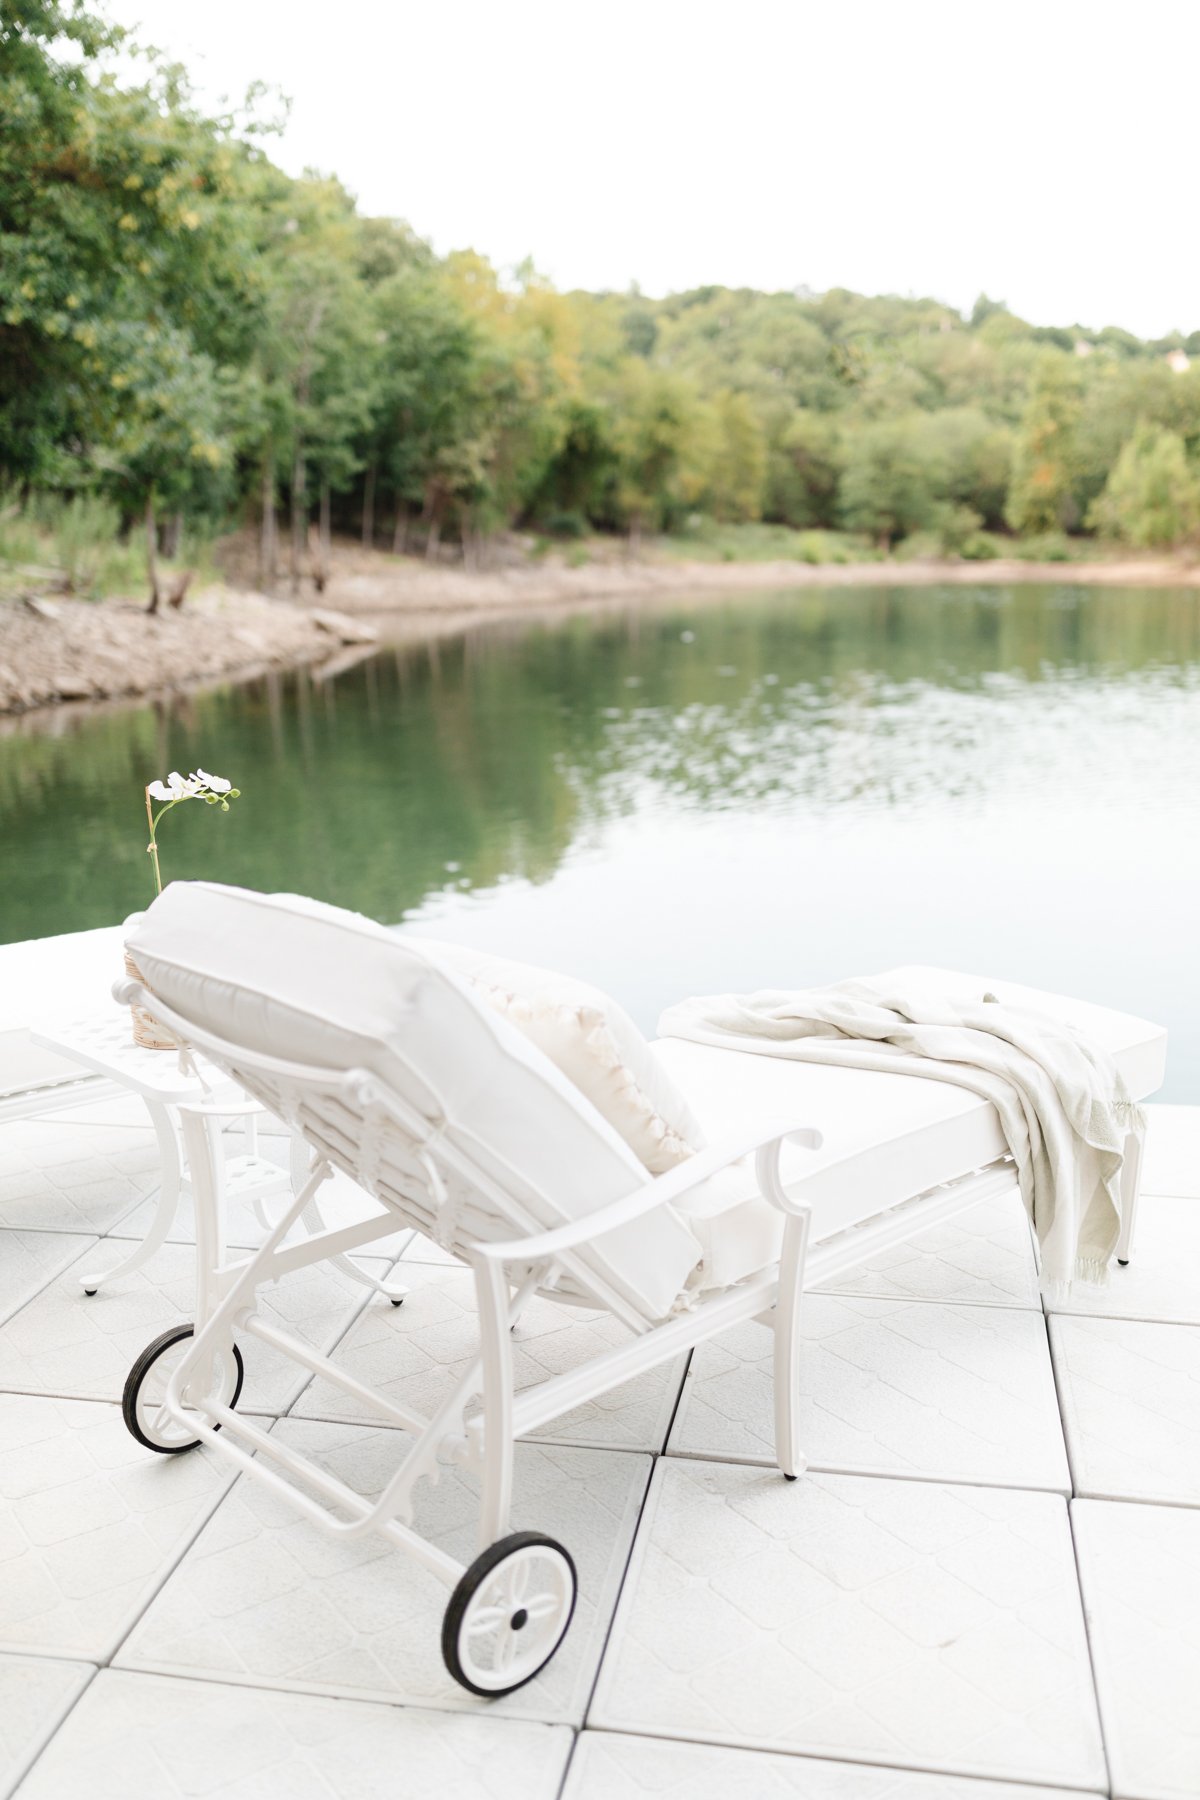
[114,972,1027,1686]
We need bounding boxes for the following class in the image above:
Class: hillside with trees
[5,1,1200,606]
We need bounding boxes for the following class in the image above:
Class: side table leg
[81,1099,183,1293]
[289,1134,408,1306]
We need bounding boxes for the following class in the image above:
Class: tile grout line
[1040,1300,1115,1799]
[577,1720,1112,1796]
[1,1660,100,1800]
[572,1346,694,1750]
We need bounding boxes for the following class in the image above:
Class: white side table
[31,1012,405,1302]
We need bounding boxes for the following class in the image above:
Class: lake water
[2,583,1198,1100]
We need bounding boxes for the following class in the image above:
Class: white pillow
[411,940,705,1174]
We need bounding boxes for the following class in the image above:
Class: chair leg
[1117,1128,1145,1266]
[81,1098,182,1293]
[475,1257,516,1549]
[773,1210,812,1481]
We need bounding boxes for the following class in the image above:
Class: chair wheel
[442,1531,577,1696]
[82,1288,97,1297]
[390,1297,404,1307]
[122,1324,244,1455]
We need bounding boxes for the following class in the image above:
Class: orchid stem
[144,786,164,897]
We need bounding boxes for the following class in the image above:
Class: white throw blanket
[659,979,1146,1294]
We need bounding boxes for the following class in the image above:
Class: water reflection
[2,583,1198,1096]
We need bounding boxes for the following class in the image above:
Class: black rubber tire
[441,1530,577,1697]
[122,1323,244,1455]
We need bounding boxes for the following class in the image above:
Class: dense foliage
[5,1,1200,592]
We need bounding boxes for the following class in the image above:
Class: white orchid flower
[142,765,242,897]
[147,771,199,801]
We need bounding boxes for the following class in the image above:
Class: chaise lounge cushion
[412,939,705,1174]
[655,968,1168,1290]
[126,883,704,1321]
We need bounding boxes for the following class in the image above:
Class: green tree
[1006,355,1082,534]
[838,418,941,548]
[1088,426,1200,547]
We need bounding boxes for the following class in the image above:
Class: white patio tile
[816,1189,1040,1311]
[1051,1317,1200,1506]
[118,1420,650,1726]
[0,1231,95,1328]
[114,1162,412,1260]
[1047,1195,1200,1326]
[1141,1104,1200,1199]
[668,1297,1069,1492]
[0,1393,235,1662]
[0,1655,92,1800]
[0,1107,159,1236]
[591,1460,1105,1790]
[293,1260,686,1454]
[18,1669,572,1800]
[0,1243,387,1415]
[1073,1499,1200,1800]
[564,1732,1101,1799]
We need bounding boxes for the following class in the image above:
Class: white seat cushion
[655,965,1167,1291]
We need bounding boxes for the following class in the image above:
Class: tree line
[5,1,1200,606]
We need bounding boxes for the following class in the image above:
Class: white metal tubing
[160,1152,331,1428]
[183,1405,463,1583]
[472,1259,541,1549]
[772,1207,813,1479]
[242,1211,407,1282]
[1116,1128,1144,1263]
[238,1313,431,1434]
[472,1120,820,1272]
[508,1268,780,1440]
[803,1166,1016,1289]
[80,1096,182,1291]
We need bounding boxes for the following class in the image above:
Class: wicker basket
[124,950,175,1051]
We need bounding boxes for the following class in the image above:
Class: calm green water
[2,584,1198,1099]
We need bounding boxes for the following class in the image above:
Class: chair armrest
[470,1119,822,1269]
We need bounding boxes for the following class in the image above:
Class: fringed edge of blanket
[1041,1255,1113,1302]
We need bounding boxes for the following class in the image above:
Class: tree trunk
[460,504,474,570]
[392,500,409,555]
[361,460,377,548]
[144,492,160,613]
[425,499,442,562]
[628,513,642,558]
[259,447,277,592]
[290,443,306,595]
[314,477,331,594]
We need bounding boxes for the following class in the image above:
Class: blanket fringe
[1042,1256,1112,1302]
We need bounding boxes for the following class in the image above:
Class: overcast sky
[109,0,1198,338]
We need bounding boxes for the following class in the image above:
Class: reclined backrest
[125,883,702,1321]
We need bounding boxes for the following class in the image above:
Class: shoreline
[4,549,1200,719]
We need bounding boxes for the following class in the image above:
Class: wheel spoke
[465,1605,506,1637]
[524,1591,561,1623]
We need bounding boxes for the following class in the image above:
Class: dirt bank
[0,586,375,715]
[5,544,1200,716]
[261,543,1200,641]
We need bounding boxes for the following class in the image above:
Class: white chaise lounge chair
[115,883,1166,1698]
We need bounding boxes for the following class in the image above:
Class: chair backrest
[125,883,702,1321]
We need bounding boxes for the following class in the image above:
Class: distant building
[1166,349,1190,373]
[1074,339,1094,357]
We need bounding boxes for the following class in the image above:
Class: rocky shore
[0,587,375,715]
[5,545,1200,716]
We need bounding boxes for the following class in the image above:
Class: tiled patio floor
[1,1096,1197,1798]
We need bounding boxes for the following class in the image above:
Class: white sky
[109,0,1198,338]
